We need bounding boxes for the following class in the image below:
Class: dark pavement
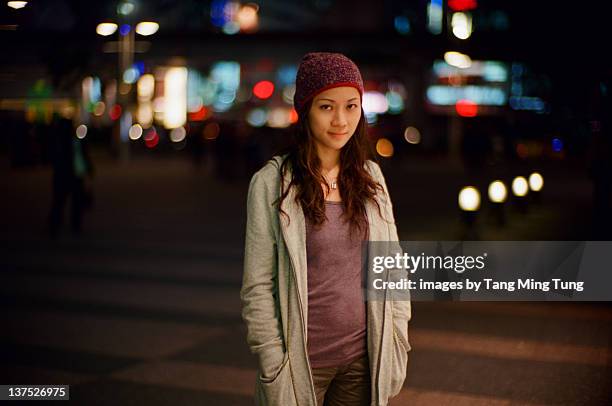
[1,151,610,405]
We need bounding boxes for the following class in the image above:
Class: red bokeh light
[109,104,122,121]
[253,81,275,99]
[455,99,478,117]
[448,0,477,11]
[289,108,298,124]
[144,128,159,148]
[516,143,528,159]
[189,106,208,121]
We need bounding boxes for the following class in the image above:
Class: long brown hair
[276,102,384,235]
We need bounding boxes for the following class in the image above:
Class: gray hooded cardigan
[241,155,411,406]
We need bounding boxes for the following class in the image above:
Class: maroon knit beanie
[293,52,364,117]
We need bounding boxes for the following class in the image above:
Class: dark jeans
[311,355,371,406]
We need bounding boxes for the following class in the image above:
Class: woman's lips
[328,131,348,136]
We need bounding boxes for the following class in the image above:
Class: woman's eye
[347,104,358,109]
[319,105,332,111]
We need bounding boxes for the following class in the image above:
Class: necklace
[322,166,339,190]
[322,174,338,189]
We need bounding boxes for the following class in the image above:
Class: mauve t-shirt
[305,200,368,368]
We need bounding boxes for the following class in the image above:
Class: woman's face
[307,86,362,155]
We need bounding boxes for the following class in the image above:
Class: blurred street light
[512,176,529,197]
[137,74,154,100]
[117,0,135,16]
[427,0,443,34]
[135,21,159,36]
[237,3,259,32]
[511,176,529,213]
[529,172,544,205]
[459,186,481,211]
[458,186,480,239]
[444,51,472,69]
[164,67,188,129]
[529,172,544,192]
[95,9,159,161]
[96,23,118,36]
[488,180,507,203]
[7,1,27,9]
[451,12,472,39]
[488,180,507,226]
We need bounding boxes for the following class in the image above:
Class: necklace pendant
[330,181,337,190]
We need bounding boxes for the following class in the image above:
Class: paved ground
[0,151,610,405]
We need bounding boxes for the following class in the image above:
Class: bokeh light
[7,1,28,10]
[119,24,131,36]
[512,176,529,197]
[488,180,508,203]
[376,138,394,158]
[253,81,274,99]
[143,127,158,148]
[456,99,478,117]
[246,108,267,127]
[385,91,404,114]
[129,124,143,140]
[136,22,159,36]
[529,172,544,192]
[96,23,118,36]
[237,3,259,32]
[93,101,105,116]
[448,0,478,11]
[451,12,472,39]
[394,16,411,35]
[123,67,140,84]
[444,51,472,69]
[137,74,155,101]
[267,107,291,128]
[170,127,187,143]
[164,67,188,129]
[404,126,421,144]
[458,186,481,211]
[117,0,135,15]
[75,124,87,139]
[363,91,389,115]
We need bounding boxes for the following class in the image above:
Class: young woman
[241,52,411,406]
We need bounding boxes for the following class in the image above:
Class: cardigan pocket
[393,315,411,353]
[388,316,410,398]
[260,351,288,383]
[258,352,297,405]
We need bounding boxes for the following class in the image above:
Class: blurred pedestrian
[241,52,411,406]
[48,115,94,237]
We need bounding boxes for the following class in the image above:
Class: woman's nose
[331,110,348,127]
